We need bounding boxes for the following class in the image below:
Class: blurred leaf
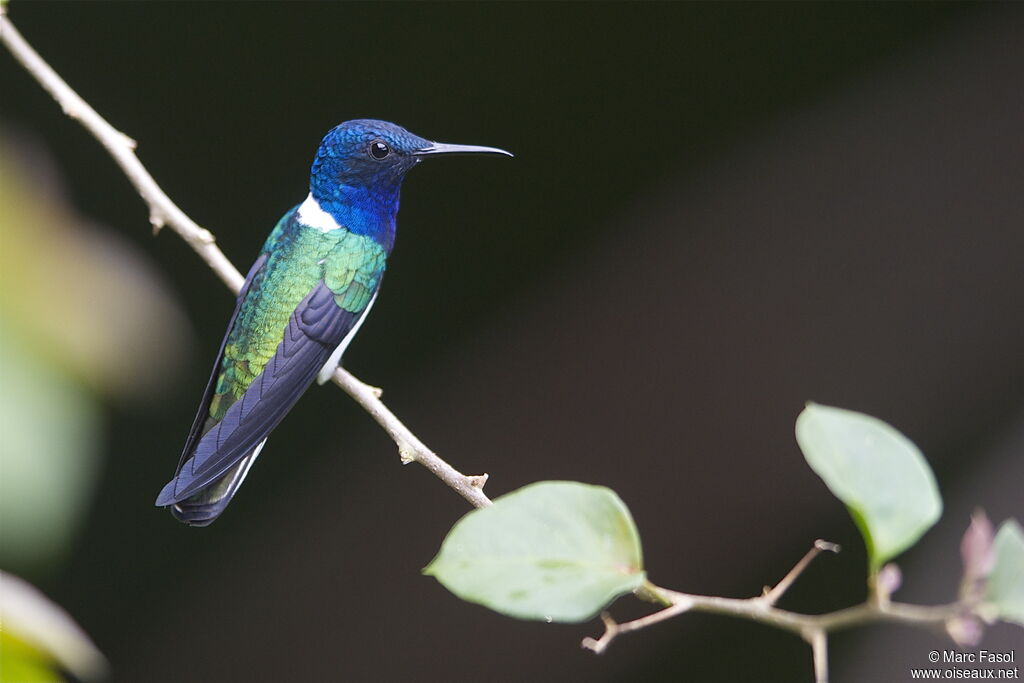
[0,631,56,683]
[795,403,942,570]
[984,519,1024,625]
[0,134,193,570]
[0,134,191,402]
[424,481,645,623]
[0,571,108,681]
[0,320,100,571]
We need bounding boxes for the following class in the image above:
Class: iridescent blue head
[308,119,511,251]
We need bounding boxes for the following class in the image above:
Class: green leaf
[795,403,942,570]
[985,519,1024,625]
[424,481,645,623]
[0,320,101,571]
[0,571,108,681]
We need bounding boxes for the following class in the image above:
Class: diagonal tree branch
[1,10,492,510]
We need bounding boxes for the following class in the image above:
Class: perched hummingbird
[155,120,511,526]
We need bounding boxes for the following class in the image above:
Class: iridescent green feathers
[206,211,385,426]
[153,206,387,521]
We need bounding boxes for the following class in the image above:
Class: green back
[206,212,386,425]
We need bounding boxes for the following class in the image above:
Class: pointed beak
[413,141,514,158]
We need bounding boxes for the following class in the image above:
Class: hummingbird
[155,119,511,526]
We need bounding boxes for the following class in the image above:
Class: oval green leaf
[424,481,645,623]
[795,403,942,570]
[984,519,1024,625]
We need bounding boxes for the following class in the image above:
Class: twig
[583,541,970,676]
[807,628,829,683]
[1,10,241,291]
[331,368,491,508]
[761,539,840,606]
[1,11,492,510]
[582,598,695,655]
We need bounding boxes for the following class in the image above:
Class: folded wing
[155,282,361,518]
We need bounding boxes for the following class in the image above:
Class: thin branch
[1,11,492,510]
[331,368,491,508]
[656,581,963,635]
[583,541,972,677]
[1,11,241,291]
[807,628,829,683]
[582,597,695,655]
[761,539,840,606]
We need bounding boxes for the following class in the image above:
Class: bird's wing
[170,252,269,478]
[156,211,387,509]
[155,280,367,505]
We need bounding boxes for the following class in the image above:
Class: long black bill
[414,142,513,157]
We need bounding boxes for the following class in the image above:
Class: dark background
[3,3,1022,682]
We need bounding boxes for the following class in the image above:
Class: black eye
[369,140,391,160]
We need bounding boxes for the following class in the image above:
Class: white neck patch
[297,193,341,233]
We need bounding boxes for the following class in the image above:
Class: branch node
[581,612,618,654]
[467,473,488,490]
[398,447,416,465]
[149,211,167,235]
[343,372,382,398]
[60,101,81,119]
[636,582,673,607]
[194,228,216,245]
[874,563,902,607]
[119,131,138,150]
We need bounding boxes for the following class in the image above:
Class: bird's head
[309,120,511,244]
[311,119,430,197]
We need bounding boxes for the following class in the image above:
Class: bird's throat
[309,182,398,253]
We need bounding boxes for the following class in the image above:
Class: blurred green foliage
[0,137,190,573]
[0,571,108,682]
[0,320,101,571]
